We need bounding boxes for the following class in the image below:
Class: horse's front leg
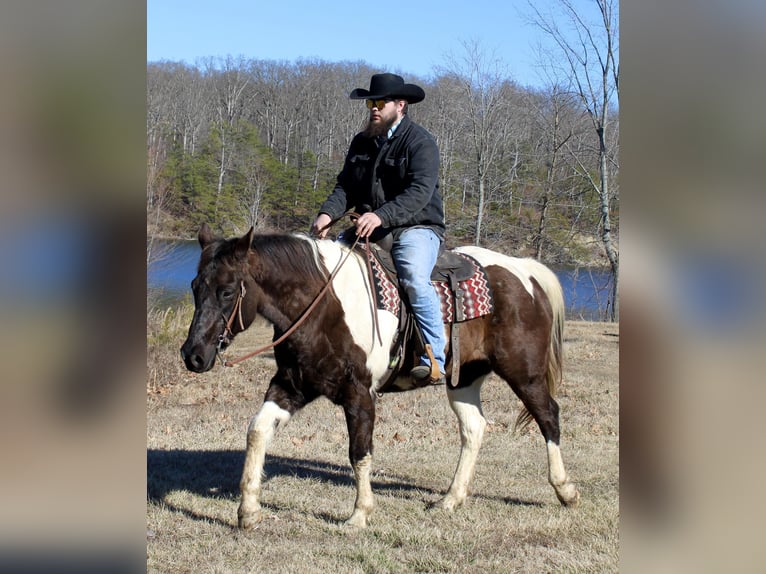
[342,385,376,528]
[433,381,487,511]
[238,400,292,529]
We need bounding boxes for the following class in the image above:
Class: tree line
[147,12,618,318]
[149,57,616,251]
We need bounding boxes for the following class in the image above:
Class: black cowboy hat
[349,73,425,104]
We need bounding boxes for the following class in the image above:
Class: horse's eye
[219,288,234,301]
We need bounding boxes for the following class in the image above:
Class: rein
[219,214,381,367]
[217,281,247,356]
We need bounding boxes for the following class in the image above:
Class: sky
[147,0,585,90]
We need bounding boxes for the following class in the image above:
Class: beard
[363,113,397,138]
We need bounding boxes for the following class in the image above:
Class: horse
[180,223,580,529]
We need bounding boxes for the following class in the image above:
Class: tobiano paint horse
[180,223,580,529]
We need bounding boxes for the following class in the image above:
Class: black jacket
[319,114,445,242]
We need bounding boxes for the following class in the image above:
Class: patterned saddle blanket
[366,247,494,323]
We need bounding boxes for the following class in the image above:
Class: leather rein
[217,214,381,367]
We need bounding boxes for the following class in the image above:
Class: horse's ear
[198,223,214,248]
[235,227,255,259]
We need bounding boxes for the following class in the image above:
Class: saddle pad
[368,255,401,316]
[368,251,493,323]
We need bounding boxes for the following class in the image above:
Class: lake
[147,239,613,321]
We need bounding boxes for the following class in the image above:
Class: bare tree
[204,56,253,225]
[524,84,580,261]
[437,40,516,246]
[419,75,464,220]
[529,0,619,320]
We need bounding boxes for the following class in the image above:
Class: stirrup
[410,365,445,386]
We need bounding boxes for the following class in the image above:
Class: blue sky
[147,0,588,89]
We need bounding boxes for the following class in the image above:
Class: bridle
[216,213,381,367]
[216,280,247,363]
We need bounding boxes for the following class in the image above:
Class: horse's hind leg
[511,377,579,507]
[433,378,488,511]
[546,430,579,507]
[238,400,292,529]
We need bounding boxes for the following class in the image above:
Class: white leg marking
[546,440,580,507]
[238,401,292,529]
[435,382,487,511]
[345,453,374,528]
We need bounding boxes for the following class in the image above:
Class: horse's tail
[515,259,565,432]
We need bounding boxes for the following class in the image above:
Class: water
[147,239,200,307]
[558,266,614,321]
[147,240,614,321]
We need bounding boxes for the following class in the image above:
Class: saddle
[355,240,494,393]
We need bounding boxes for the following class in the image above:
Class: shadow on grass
[147,448,433,500]
[147,448,437,526]
[147,449,543,526]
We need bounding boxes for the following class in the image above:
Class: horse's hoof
[238,508,263,529]
[430,496,461,512]
[558,488,581,508]
[343,512,368,529]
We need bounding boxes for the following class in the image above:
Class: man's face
[365,99,403,136]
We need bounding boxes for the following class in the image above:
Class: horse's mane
[201,231,329,289]
[248,233,328,285]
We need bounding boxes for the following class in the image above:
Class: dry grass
[147,310,618,573]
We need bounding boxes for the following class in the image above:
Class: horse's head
[180,223,257,373]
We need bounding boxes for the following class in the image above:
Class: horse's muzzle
[180,341,215,373]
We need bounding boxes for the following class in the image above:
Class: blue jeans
[391,228,446,372]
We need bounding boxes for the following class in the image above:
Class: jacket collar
[388,114,411,140]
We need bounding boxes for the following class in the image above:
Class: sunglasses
[365,98,393,110]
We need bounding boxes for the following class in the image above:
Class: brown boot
[410,365,445,386]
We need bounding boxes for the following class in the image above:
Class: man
[311,73,446,385]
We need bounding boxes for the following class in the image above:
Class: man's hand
[354,212,382,238]
[311,213,333,239]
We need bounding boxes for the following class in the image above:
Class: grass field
[147,309,618,573]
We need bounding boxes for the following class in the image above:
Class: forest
[147,23,618,318]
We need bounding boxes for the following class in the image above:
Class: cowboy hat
[349,73,425,104]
